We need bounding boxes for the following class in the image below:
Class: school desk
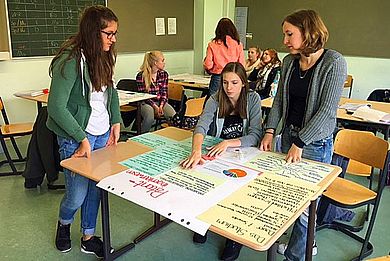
[61,127,340,261]
[261,97,390,140]
[14,91,156,135]
[169,73,210,97]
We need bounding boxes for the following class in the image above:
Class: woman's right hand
[72,138,91,158]
[259,133,273,151]
[180,150,205,169]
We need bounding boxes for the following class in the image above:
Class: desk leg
[136,101,142,135]
[101,189,135,260]
[37,101,42,111]
[134,212,172,244]
[305,200,316,261]
[267,243,277,261]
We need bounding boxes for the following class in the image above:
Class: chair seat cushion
[1,123,33,136]
[323,177,377,206]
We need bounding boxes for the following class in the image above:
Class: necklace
[298,68,309,79]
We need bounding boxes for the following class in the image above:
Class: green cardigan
[47,51,121,142]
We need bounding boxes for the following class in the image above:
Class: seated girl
[136,51,176,133]
[244,46,262,76]
[180,62,262,261]
[248,48,281,99]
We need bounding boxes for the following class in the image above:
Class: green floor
[1,136,389,261]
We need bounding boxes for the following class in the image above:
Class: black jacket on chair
[23,107,61,187]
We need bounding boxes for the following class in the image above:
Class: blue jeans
[281,126,333,261]
[57,130,110,236]
[208,74,221,96]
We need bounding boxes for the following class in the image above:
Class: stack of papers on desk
[339,102,371,113]
[352,106,390,123]
[15,89,48,97]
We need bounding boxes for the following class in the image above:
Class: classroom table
[61,127,340,261]
[261,97,390,140]
[14,91,156,135]
[169,73,210,96]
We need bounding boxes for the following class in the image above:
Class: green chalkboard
[7,0,105,57]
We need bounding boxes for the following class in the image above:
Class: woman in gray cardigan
[260,10,347,261]
[181,62,262,261]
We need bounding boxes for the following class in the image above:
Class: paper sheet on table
[129,133,178,149]
[244,152,334,184]
[97,158,261,235]
[197,172,319,246]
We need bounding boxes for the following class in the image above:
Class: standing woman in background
[259,9,347,261]
[204,18,245,96]
[244,46,262,76]
[47,6,121,258]
[248,48,281,99]
[136,51,176,133]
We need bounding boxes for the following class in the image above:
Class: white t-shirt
[86,86,110,135]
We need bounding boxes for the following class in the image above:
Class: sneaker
[55,221,71,252]
[193,232,208,244]
[220,239,243,261]
[81,236,105,258]
[277,242,318,256]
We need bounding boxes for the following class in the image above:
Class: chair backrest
[168,82,184,102]
[117,79,138,92]
[0,97,10,125]
[343,74,353,98]
[334,129,388,170]
[184,96,206,117]
[367,89,390,103]
[344,74,353,88]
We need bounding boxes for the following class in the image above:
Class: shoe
[220,239,243,261]
[55,221,71,252]
[193,232,208,244]
[277,242,317,256]
[81,236,105,258]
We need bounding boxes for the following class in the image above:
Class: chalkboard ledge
[0,52,10,60]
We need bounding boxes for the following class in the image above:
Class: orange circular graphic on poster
[223,168,247,178]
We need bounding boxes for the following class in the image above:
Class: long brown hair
[139,51,163,92]
[214,18,240,48]
[283,9,328,56]
[261,48,281,65]
[49,5,118,91]
[217,62,248,118]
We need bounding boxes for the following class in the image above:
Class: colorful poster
[130,133,177,149]
[97,158,261,235]
[198,172,319,246]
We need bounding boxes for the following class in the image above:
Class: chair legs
[0,137,25,176]
[317,199,383,261]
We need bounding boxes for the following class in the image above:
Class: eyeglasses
[101,30,118,40]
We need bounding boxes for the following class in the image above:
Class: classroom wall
[0,50,193,124]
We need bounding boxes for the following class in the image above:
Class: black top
[286,50,327,148]
[220,115,243,139]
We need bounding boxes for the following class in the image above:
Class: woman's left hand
[158,105,164,117]
[207,140,229,157]
[106,123,121,147]
[285,144,303,163]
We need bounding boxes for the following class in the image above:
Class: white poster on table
[97,158,262,235]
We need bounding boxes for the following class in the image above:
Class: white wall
[0,50,193,123]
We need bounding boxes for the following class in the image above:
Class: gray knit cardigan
[266,49,347,145]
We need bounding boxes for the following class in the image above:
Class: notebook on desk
[352,106,390,123]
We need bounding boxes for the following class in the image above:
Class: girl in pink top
[203,18,245,95]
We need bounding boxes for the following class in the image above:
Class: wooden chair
[154,82,185,130]
[0,97,33,176]
[344,74,354,98]
[317,129,389,261]
[161,96,207,130]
